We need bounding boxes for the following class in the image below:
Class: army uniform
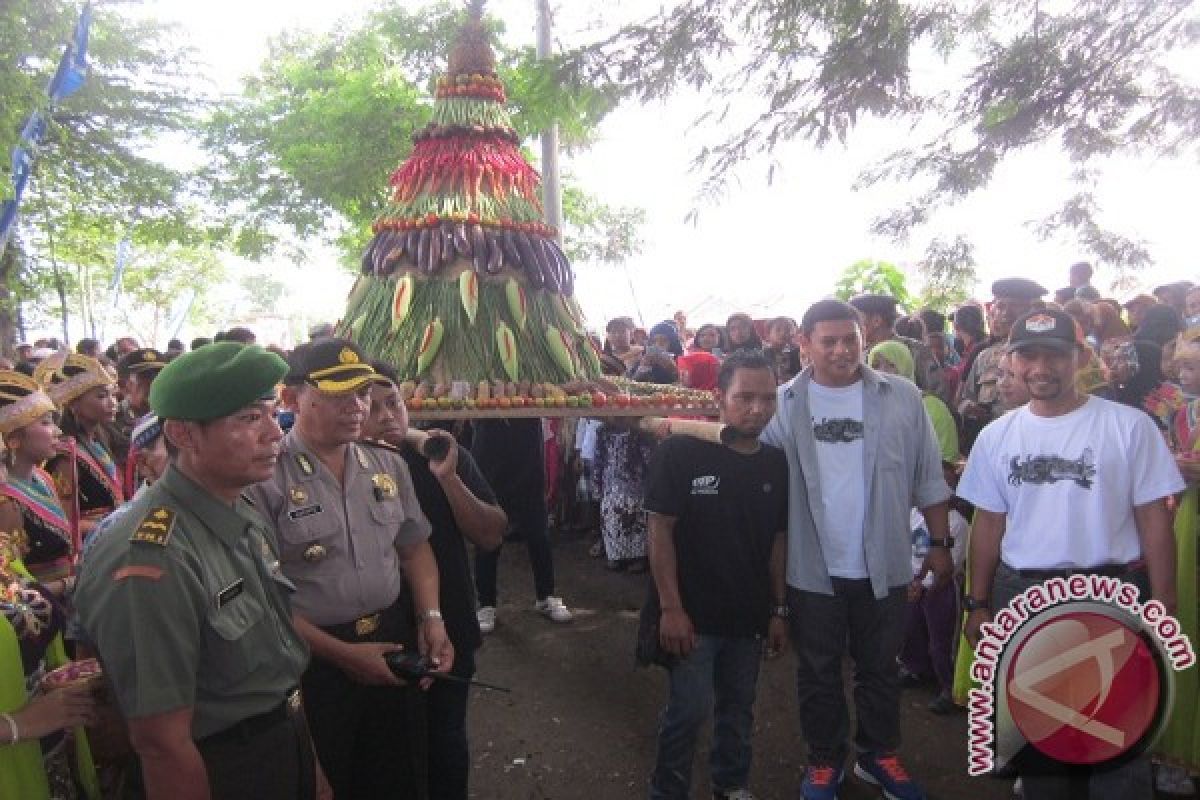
[75,342,315,800]
[246,345,433,800]
[956,278,1048,452]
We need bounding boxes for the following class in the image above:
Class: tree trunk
[0,242,21,358]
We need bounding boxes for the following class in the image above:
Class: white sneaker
[535,596,573,623]
[715,789,758,800]
[477,605,496,634]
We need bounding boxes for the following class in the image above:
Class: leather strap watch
[962,595,989,613]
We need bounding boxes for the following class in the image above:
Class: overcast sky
[146,0,1197,335]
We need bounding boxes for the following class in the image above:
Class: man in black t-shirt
[363,364,507,800]
[644,351,789,800]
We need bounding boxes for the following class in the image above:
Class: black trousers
[424,649,476,800]
[788,579,908,765]
[199,708,314,800]
[304,607,419,799]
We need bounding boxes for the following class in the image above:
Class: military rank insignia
[130,507,177,547]
[296,453,315,476]
[372,473,398,501]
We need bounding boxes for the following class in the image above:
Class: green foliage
[915,236,974,312]
[205,0,628,265]
[561,184,646,265]
[564,0,1200,277]
[834,259,913,309]
[1,0,214,343]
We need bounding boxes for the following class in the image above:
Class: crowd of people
[0,266,1197,800]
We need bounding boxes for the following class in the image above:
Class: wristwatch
[962,596,989,613]
[770,605,790,619]
[928,538,955,548]
[417,609,444,623]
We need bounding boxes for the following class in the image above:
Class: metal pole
[535,0,563,241]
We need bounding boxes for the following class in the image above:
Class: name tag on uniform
[287,503,323,520]
[216,579,244,608]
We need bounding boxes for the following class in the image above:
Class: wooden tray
[408,405,719,421]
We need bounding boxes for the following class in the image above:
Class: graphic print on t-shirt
[1007,447,1096,489]
[812,417,865,444]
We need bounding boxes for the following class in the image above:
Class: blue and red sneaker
[799,763,844,800]
[853,752,926,800]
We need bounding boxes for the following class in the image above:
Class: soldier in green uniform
[75,342,316,800]
[245,337,451,800]
[849,293,944,397]
[956,278,1047,451]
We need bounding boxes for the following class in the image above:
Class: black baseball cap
[1007,309,1082,354]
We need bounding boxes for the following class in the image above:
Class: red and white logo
[1004,610,1163,765]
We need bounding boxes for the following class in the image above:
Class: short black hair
[190,337,211,350]
[918,308,945,334]
[369,360,399,386]
[223,327,256,345]
[167,339,184,351]
[716,350,773,392]
[801,299,860,335]
[76,338,99,356]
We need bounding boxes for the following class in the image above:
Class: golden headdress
[34,353,116,408]
[0,369,57,436]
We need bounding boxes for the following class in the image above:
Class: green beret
[150,342,287,422]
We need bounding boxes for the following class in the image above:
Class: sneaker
[713,789,757,800]
[800,763,844,800]
[854,752,925,800]
[476,605,496,634]
[535,595,573,623]
[1155,764,1196,796]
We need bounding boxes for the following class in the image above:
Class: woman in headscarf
[35,356,122,545]
[1107,339,1183,432]
[688,323,724,357]
[724,312,762,354]
[0,372,72,588]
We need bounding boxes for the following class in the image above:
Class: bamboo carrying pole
[637,416,733,446]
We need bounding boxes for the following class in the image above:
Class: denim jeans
[991,562,1154,800]
[788,580,908,766]
[648,635,763,799]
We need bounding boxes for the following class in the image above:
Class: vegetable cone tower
[339,0,600,389]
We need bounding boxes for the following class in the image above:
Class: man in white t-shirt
[762,299,953,800]
[959,307,1183,800]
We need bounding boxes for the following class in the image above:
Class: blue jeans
[649,635,763,799]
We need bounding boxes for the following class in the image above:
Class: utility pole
[535,0,563,242]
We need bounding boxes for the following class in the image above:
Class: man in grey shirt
[247,338,451,799]
[762,299,952,800]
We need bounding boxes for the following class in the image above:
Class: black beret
[991,278,1048,299]
[150,343,287,421]
[848,294,900,315]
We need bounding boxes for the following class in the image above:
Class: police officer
[957,278,1047,450]
[76,342,316,800]
[112,347,169,495]
[246,338,451,800]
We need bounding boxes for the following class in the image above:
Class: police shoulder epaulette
[130,507,177,547]
[360,438,404,455]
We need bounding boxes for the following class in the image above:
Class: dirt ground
[466,530,1015,800]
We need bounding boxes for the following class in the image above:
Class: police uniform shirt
[246,429,432,626]
[76,465,309,740]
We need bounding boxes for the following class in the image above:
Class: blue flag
[1,3,92,253]
[47,3,91,102]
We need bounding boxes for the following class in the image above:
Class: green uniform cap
[150,342,287,421]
